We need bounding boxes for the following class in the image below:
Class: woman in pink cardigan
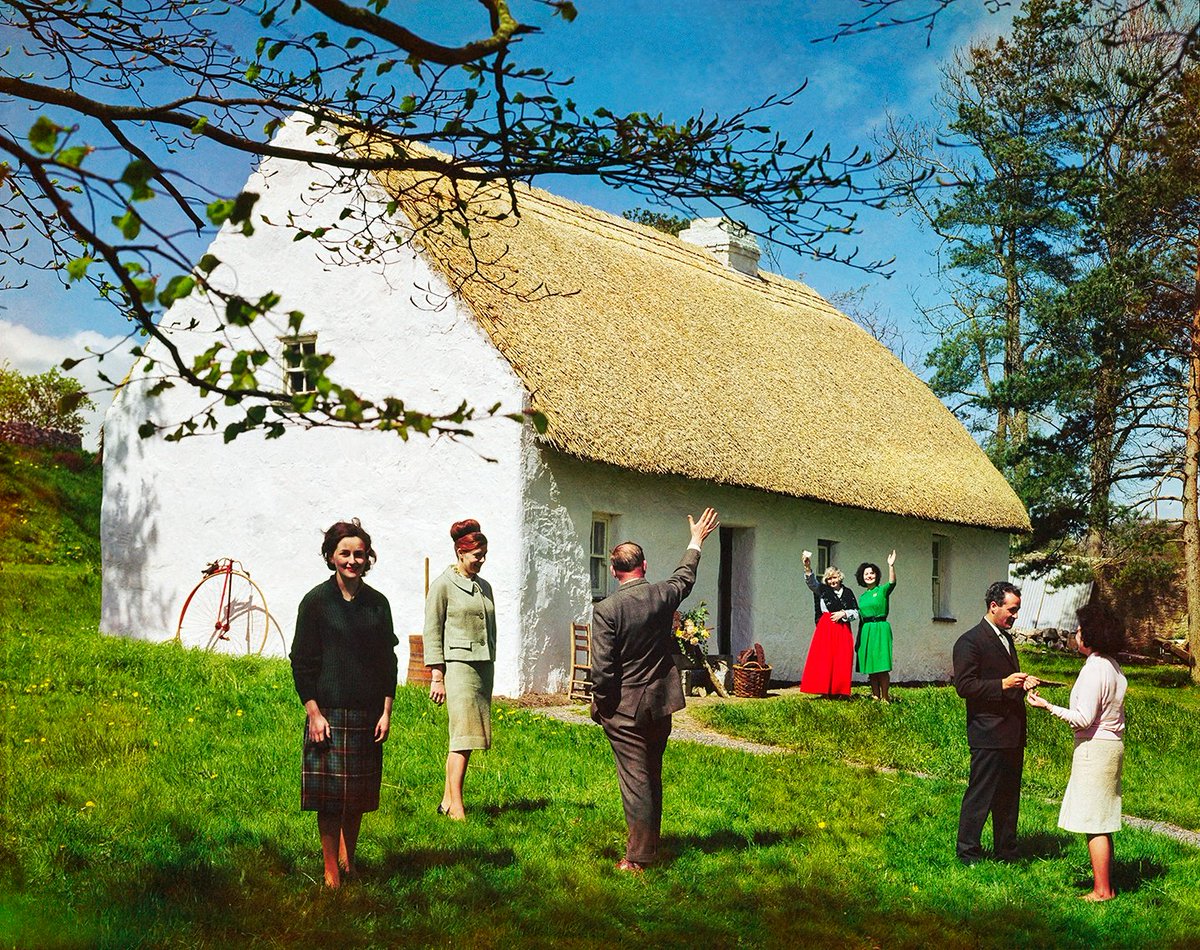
[1027,602,1127,902]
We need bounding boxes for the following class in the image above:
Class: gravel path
[531,703,1200,849]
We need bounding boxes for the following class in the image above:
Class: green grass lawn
[3,565,1200,948]
[691,649,1200,830]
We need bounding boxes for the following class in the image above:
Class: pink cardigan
[1047,653,1127,741]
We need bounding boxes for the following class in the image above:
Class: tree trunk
[1185,234,1200,684]
[1086,363,1119,556]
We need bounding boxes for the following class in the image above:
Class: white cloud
[0,319,130,451]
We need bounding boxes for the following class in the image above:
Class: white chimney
[678,217,761,276]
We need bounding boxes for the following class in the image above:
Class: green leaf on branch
[225,296,256,326]
[57,146,92,169]
[119,159,157,201]
[112,209,142,239]
[158,275,196,306]
[198,254,221,274]
[550,1,578,21]
[132,276,156,303]
[58,391,86,415]
[66,257,93,281]
[29,116,62,155]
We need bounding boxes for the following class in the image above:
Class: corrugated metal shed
[1009,570,1093,632]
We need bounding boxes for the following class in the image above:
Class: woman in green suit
[424,519,497,820]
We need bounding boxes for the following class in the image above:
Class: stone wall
[0,421,82,451]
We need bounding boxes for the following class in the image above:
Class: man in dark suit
[590,507,720,873]
[953,581,1040,863]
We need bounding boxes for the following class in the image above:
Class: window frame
[816,539,836,577]
[281,333,318,396]
[932,534,955,621]
[589,513,614,602]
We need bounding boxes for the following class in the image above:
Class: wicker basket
[732,661,772,698]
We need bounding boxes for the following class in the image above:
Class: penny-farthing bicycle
[173,558,272,656]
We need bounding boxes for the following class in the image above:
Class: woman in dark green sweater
[290,519,398,888]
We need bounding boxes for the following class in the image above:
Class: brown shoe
[615,859,646,874]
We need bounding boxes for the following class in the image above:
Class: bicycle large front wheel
[174,570,271,656]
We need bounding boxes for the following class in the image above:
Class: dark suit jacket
[589,547,699,724]
[952,619,1026,749]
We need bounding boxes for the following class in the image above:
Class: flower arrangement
[675,601,710,651]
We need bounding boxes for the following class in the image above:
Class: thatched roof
[372,164,1029,532]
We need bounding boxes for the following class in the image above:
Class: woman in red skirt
[291,519,398,888]
[800,551,858,697]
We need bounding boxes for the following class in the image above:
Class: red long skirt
[799,613,854,696]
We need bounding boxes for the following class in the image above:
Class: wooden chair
[568,622,592,700]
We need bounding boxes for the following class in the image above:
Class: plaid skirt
[301,707,383,814]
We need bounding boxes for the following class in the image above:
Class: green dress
[855,581,895,674]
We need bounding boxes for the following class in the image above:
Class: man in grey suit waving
[953,580,1040,863]
[590,507,720,873]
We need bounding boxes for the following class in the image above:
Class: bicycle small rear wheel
[175,570,271,656]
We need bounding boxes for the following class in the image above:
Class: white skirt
[1057,737,1123,834]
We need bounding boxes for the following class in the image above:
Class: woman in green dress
[855,550,897,702]
[424,519,497,821]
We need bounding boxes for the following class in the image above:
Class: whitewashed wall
[102,124,532,696]
[520,450,1012,685]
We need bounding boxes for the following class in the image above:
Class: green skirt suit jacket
[423,566,498,751]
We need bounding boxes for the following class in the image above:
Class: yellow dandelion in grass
[152,740,159,747]
[235,710,243,717]
[83,801,95,809]
[39,737,46,743]
[132,691,139,698]
[187,717,195,723]
[817,821,827,829]
[911,885,919,892]
[209,772,218,780]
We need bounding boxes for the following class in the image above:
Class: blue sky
[0,0,1007,443]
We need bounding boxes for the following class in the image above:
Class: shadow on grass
[1070,855,1171,895]
[660,828,800,863]
[477,796,553,817]
[1015,829,1074,861]
[372,843,518,880]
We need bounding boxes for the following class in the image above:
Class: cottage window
[590,514,614,601]
[817,539,836,576]
[282,334,318,395]
[932,535,954,620]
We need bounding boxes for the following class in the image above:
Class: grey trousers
[601,713,673,865]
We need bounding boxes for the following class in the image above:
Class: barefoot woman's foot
[1081,891,1115,902]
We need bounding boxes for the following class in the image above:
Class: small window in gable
[282,334,318,395]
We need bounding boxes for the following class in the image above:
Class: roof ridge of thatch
[351,133,1028,532]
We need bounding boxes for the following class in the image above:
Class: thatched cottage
[101,122,1029,694]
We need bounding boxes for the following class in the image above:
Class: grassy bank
[3,567,1200,948]
[0,443,101,566]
